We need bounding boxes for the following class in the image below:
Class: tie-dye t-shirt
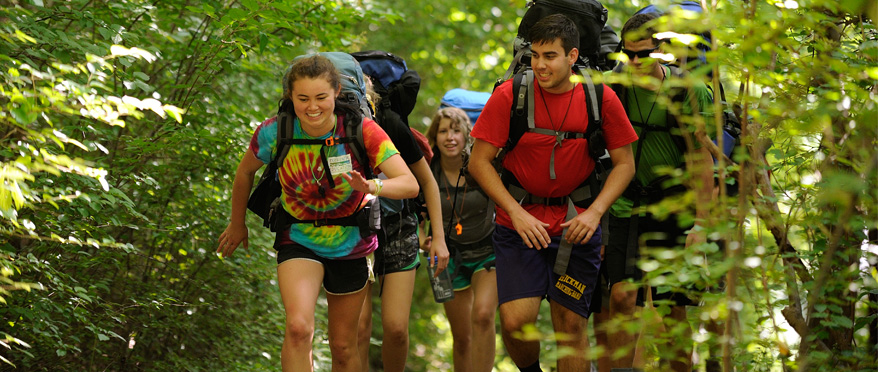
[249,114,399,259]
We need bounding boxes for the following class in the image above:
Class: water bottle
[426,255,455,303]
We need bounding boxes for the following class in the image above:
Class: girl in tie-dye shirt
[217,55,418,372]
[248,112,398,259]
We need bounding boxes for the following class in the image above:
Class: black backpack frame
[514,0,612,70]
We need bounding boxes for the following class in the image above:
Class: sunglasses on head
[621,47,660,60]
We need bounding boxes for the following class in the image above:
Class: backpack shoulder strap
[666,65,688,107]
[344,113,374,180]
[573,66,607,162]
[665,65,689,154]
[275,100,296,169]
[506,70,533,153]
[610,63,628,115]
[578,68,604,140]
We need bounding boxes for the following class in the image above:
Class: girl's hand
[428,239,450,277]
[342,170,374,194]
[217,222,249,258]
[420,236,432,252]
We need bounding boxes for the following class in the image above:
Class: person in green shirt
[604,11,715,372]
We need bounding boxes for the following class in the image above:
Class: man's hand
[509,208,551,249]
[685,225,706,248]
[217,222,249,258]
[560,208,602,245]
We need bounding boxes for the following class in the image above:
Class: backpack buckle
[325,137,336,146]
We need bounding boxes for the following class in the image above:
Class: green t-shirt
[610,65,714,218]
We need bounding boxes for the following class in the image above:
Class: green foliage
[0,0,378,370]
[0,0,875,371]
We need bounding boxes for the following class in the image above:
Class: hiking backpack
[495,65,611,276]
[351,50,421,126]
[609,64,716,275]
[509,0,615,73]
[247,52,375,232]
[351,50,430,217]
[498,0,616,174]
[440,89,491,126]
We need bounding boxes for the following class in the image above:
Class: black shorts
[588,264,610,313]
[373,211,420,276]
[276,242,374,295]
[605,213,696,307]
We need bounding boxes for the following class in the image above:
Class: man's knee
[499,299,541,337]
[552,306,586,337]
[500,311,531,335]
[609,282,637,312]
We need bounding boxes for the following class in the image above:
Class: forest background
[0,0,876,371]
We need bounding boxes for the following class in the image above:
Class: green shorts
[447,252,496,291]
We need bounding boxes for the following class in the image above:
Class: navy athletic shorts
[493,224,602,318]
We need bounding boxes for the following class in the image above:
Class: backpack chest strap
[522,69,603,180]
[286,135,360,189]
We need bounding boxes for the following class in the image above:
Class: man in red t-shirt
[469,14,637,372]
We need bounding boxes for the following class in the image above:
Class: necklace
[310,115,337,184]
[632,66,666,126]
[539,83,576,134]
[442,166,467,236]
[630,66,667,169]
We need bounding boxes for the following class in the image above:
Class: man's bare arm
[469,139,551,249]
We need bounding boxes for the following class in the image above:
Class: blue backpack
[440,89,491,125]
[351,50,421,125]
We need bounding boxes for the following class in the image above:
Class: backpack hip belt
[270,209,360,232]
[270,196,379,241]
[500,167,607,277]
[448,234,494,260]
[502,170,595,208]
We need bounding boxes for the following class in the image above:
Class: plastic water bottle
[426,255,454,303]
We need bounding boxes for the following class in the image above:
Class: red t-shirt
[472,79,637,235]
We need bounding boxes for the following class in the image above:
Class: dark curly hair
[528,14,579,56]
